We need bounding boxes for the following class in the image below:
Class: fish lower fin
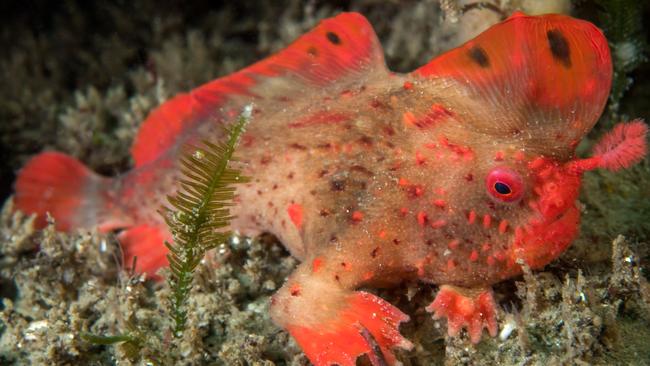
[285,291,412,366]
[117,224,170,279]
[271,263,412,366]
[14,152,123,231]
[426,285,498,344]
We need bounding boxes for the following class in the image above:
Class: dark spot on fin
[307,46,318,56]
[468,46,490,68]
[547,29,571,68]
[326,31,341,45]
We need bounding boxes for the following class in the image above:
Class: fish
[14,11,647,366]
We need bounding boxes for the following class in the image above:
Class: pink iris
[486,167,524,202]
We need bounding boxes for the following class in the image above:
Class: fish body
[14,12,647,365]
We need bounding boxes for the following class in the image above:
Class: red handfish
[14,12,647,365]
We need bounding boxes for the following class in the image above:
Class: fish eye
[486,167,523,202]
[494,181,511,195]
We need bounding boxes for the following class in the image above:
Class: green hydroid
[162,105,251,337]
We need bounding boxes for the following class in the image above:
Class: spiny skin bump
[14,12,647,366]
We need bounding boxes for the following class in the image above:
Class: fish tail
[16,152,169,278]
[14,152,125,231]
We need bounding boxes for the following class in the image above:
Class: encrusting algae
[1,195,648,364]
[1,1,650,365]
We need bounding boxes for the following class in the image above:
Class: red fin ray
[132,12,386,167]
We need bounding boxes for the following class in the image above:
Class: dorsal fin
[132,12,386,167]
[413,12,612,157]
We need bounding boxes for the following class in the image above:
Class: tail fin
[14,152,112,230]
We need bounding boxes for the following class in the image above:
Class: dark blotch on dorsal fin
[130,13,386,167]
[547,29,571,68]
[468,46,490,68]
[326,31,342,45]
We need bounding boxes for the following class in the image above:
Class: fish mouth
[509,204,580,270]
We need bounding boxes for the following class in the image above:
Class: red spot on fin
[132,12,386,167]
[448,239,460,250]
[469,250,479,262]
[312,258,324,273]
[467,210,477,224]
[487,255,496,266]
[498,220,509,234]
[433,199,446,208]
[415,104,454,128]
[403,104,453,129]
[417,211,427,226]
[288,203,304,229]
[118,225,170,279]
[482,214,492,228]
[446,259,456,271]
[14,152,117,231]
[402,111,417,126]
[431,219,447,229]
[351,211,364,222]
[398,178,410,187]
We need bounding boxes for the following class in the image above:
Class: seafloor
[0,0,649,365]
